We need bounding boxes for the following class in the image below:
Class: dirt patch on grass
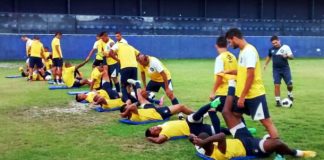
[0,63,22,69]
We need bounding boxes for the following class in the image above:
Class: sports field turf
[0,59,323,160]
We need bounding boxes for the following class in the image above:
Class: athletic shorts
[29,56,43,68]
[102,82,120,99]
[108,63,120,78]
[273,67,292,85]
[120,67,137,85]
[235,127,270,158]
[52,58,63,67]
[72,80,82,88]
[102,57,107,65]
[232,95,270,121]
[93,59,104,67]
[146,79,173,92]
[142,104,172,120]
[213,96,227,112]
[186,117,214,136]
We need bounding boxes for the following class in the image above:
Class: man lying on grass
[76,70,123,109]
[145,98,231,144]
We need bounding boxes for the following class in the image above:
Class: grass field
[0,59,323,160]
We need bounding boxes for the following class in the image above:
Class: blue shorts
[29,57,43,68]
[72,80,82,88]
[232,95,270,121]
[93,59,103,67]
[108,63,120,78]
[120,67,138,86]
[273,67,292,85]
[146,79,173,92]
[186,118,214,136]
[102,82,120,99]
[235,127,270,158]
[143,104,172,120]
[52,58,63,67]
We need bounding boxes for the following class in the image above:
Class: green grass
[0,59,323,160]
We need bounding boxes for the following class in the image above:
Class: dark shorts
[102,57,107,65]
[53,58,63,67]
[102,82,120,99]
[108,63,120,78]
[235,127,270,158]
[120,67,138,85]
[186,118,213,136]
[93,59,104,67]
[29,56,43,68]
[72,80,82,88]
[146,79,173,92]
[143,104,172,120]
[232,95,270,121]
[213,96,227,112]
[273,67,292,85]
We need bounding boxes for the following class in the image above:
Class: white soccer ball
[281,98,293,108]
[195,145,206,154]
[45,75,52,81]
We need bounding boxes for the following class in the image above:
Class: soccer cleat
[210,97,221,109]
[127,79,141,85]
[302,151,316,158]
[248,128,257,134]
[288,95,294,101]
[276,100,282,107]
[178,113,185,120]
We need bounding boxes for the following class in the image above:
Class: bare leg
[263,139,296,156]
[169,104,194,115]
[260,118,279,139]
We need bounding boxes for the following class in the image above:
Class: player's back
[116,43,139,69]
[30,40,43,57]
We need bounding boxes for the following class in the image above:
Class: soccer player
[145,98,230,144]
[62,60,90,88]
[42,47,53,80]
[109,43,140,103]
[137,54,180,106]
[51,32,64,85]
[21,35,33,67]
[27,36,47,81]
[86,34,102,68]
[225,28,279,139]
[264,36,294,106]
[90,64,104,91]
[115,31,128,44]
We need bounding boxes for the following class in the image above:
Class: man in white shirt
[21,35,33,66]
[115,31,128,44]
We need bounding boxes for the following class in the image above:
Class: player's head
[215,36,228,53]
[33,35,40,40]
[225,28,243,49]
[119,104,127,113]
[64,61,72,67]
[21,35,29,41]
[44,47,49,52]
[115,31,122,42]
[270,35,281,48]
[55,32,62,39]
[145,126,162,137]
[76,93,87,102]
[137,54,149,66]
[100,31,108,42]
[97,63,104,72]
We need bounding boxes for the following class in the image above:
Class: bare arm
[94,96,107,105]
[76,58,90,70]
[109,50,120,62]
[264,56,271,70]
[141,71,147,88]
[86,49,96,60]
[193,133,227,154]
[210,75,223,100]
[160,71,169,91]
[237,68,254,108]
[120,104,138,118]
[224,70,237,75]
[147,135,168,144]
[90,79,96,91]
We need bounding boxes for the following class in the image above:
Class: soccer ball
[281,98,293,108]
[45,75,52,81]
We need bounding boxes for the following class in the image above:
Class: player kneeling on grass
[62,59,90,88]
[76,71,123,109]
[145,98,230,144]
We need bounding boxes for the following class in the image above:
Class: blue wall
[0,34,323,60]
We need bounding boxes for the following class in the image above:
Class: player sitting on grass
[89,64,104,91]
[119,87,194,122]
[145,98,230,144]
[62,59,90,88]
[76,71,124,109]
[190,80,316,160]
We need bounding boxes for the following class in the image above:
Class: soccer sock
[121,86,129,102]
[134,82,141,89]
[295,150,303,157]
[171,98,179,105]
[209,111,220,134]
[115,82,120,92]
[147,98,160,105]
[275,96,281,101]
[192,104,211,121]
[288,91,293,96]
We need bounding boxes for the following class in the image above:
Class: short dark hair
[270,35,279,42]
[55,32,62,36]
[145,128,153,137]
[115,31,121,35]
[225,28,243,39]
[216,36,227,48]
[75,94,81,102]
[21,35,27,38]
[99,31,107,37]
[120,104,127,113]
[33,35,40,40]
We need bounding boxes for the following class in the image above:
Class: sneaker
[210,97,221,109]
[276,100,282,107]
[178,113,185,120]
[248,128,257,134]
[58,81,65,85]
[302,151,316,158]
[127,79,141,85]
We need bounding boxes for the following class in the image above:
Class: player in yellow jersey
[191,80,316,160]
[27,36,47,81]
[110,42,140,103]
[145,98,230,144]
[85,34,102,68]
[42,47,53,80]
[76,71,123,109]
[90,65,104,91]
[62,60,90,88]
[51,32,64,85]
[225,28,279,139]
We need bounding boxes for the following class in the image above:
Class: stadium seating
[0,12,323,36]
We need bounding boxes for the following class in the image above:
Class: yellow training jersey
[102,98,124,109]
[29,40,44,58]
[159,120,190,139]
[236,44,265,99]
[139,56,171,82]
[211,139,246,160]
[51,37,62,58]
[90,67,102,89]
[106,38,118,65]
[62,66,75,87]
[96,39,106,60]
[111,43,139,69]
[214,51,238,96]
[130,108,163,122]
[43,52,52,70]
[86,92,96,103]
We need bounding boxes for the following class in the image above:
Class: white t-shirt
[106,41,115,51]
[276,44,293,56]
[92,41,98,49]
[26,38,33,48]
[118,38,128,44]
[214,55,224,74]
[148,57,164,74]
[239,44,258,68]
